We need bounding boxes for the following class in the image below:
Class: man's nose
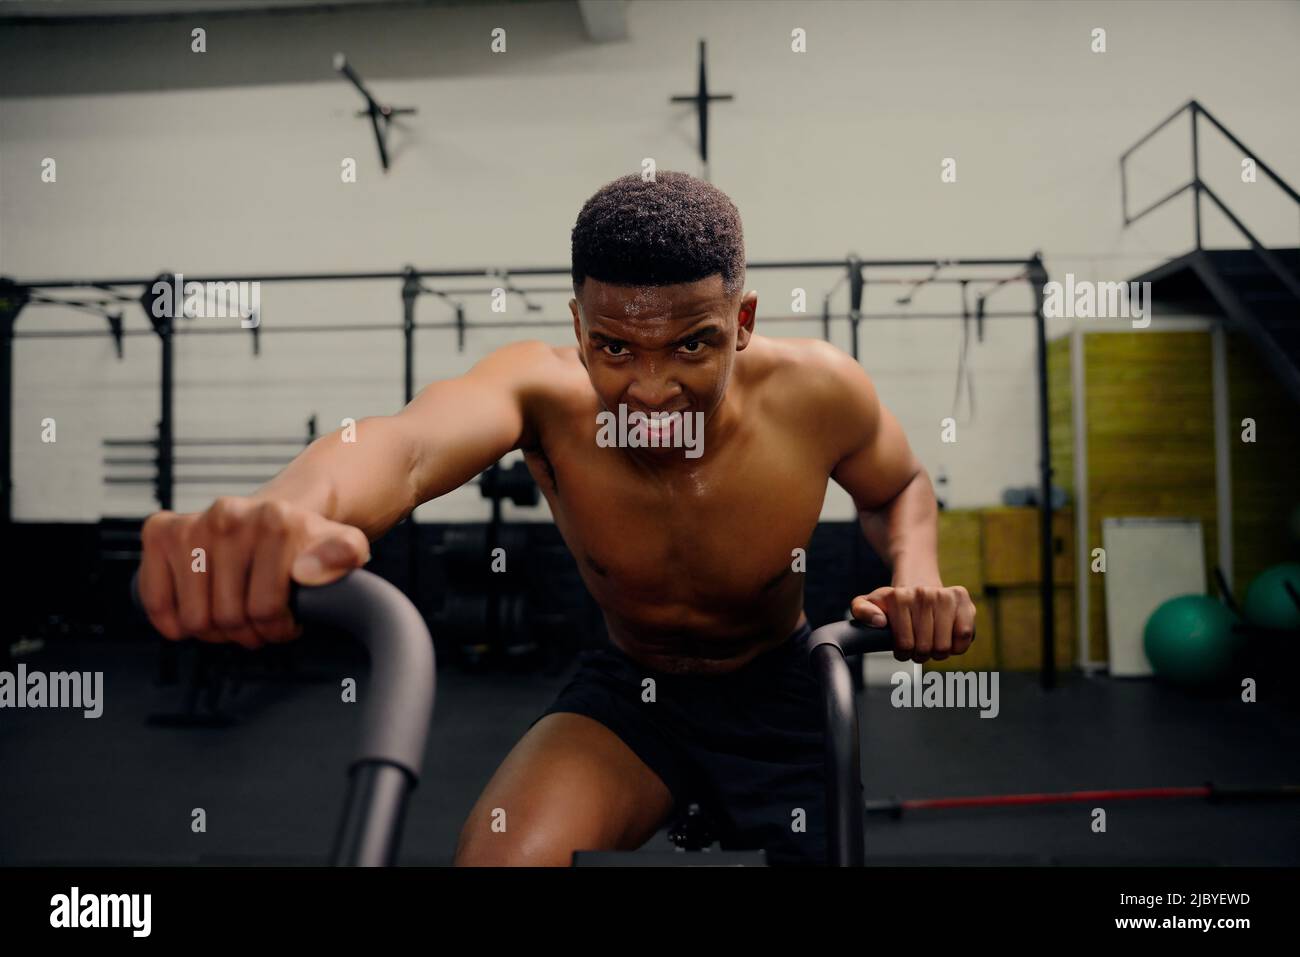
[627,371,681,409]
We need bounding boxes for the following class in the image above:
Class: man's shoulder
[747,335,871,402]
[479,339,587,393]
[486,338,578,369]
[745,336,880,461]
[491,339,596,412]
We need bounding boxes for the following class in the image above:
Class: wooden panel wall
[1226,332,1300,594]
[1049,332,1219,663]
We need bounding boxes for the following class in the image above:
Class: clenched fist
[851,583,977,663]
[138,496,371,649]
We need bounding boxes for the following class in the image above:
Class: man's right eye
[601,343,627,357]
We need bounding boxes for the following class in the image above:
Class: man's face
[570,275,757,455]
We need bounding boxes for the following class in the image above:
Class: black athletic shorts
[531,619,844,867]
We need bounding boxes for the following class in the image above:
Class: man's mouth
[645,416,675,440]
[633,408,688,443]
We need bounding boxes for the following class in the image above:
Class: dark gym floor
[3,633,1298,866]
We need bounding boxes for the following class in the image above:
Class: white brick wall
[3,0,1297,521]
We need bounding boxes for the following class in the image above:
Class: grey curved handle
[289,570,436,782]
[130,569,436,782]
[807,616,894,659]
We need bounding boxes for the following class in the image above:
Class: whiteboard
[1101,518,1206,678]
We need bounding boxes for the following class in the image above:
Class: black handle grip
[806,614,893,867]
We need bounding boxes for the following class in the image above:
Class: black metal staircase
[1121,100,1300,403]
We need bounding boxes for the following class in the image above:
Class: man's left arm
[820,347,977,662]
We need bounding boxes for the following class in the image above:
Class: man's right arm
[138,340,558,648]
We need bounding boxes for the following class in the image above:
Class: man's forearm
[857,467,942,586]
[250,417,418,539]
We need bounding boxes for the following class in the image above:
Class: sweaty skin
[525,280,893,673]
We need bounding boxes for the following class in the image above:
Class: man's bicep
[828,364,921,511]
[395,342,544,503]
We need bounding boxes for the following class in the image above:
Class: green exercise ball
[1143,595,1241,687]
[1243,562,1300,632]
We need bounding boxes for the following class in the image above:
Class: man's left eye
[680,340,703,354]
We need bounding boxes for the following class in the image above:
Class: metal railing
[1120,99,1300,303]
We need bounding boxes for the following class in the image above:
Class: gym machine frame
[1,253,1057,688]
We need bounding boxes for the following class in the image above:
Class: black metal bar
[434,285,574,296]
[1119,100,1193,164]
[12,258,1044,291]
[367,107,390,172]
[1213,565,1240,613]
[1124,181,1194,228]
[165,323,399,336]
[1284,580,1300,614]
[750,258,1034,269]
[0,280,28,526]
[1029,254,1055,690]
[847,257,863,362]
[14,269,572,288]
[1191,103,1202,250]
[331,762,412,867]
[15,323,398,339]
[669,39,733,174]
[107,311,125,358]
[401,270,417,405]
[832,276,1027,287]
[140,275,176,512]
[810,641,863,866]
[27,294,120,316]
[401,267,420,610]
[335,54,380,113]
[805,618,891,867]
[1196,102,1300,206]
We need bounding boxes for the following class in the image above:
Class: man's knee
[451,713,676,866]
[452,811,583,867]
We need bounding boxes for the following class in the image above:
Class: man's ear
[570,297,588,367]
[735,290,758,350]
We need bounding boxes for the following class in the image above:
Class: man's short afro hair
[571,171,746,296]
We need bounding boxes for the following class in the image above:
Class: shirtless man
[137,171,976,867]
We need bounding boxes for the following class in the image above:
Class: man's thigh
[453,712,677,866]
